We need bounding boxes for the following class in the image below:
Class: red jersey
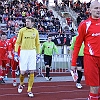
[72,17,100,66]
[0,40,8,60]
[6,39,10,45]
[8,36,20,56]
[8,36,16,51]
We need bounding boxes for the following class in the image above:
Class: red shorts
[0,60,1,66]
[11,59,19,70]
[84,55,100,86]
[0,60,8,68]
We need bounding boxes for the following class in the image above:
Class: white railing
[36,54,71,77]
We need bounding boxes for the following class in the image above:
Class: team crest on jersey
[33,33,35,37]
[29,33,35,39]
[4,44,6,47]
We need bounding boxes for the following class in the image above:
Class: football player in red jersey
[71,0,100,100]
[8,28,20,86]
[0,32,9,84]
[4,38,11,81]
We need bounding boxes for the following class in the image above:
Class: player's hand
[14,52,19,62]
[8,54,13,59]
[70,66,77,71]
[57,54,59,56]
[70,66,78,82]
[36,54,40,63]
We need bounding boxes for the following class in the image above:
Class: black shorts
[44,55,52,66]
[76,56,84,69]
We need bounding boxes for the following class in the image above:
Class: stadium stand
[0,0,77,46]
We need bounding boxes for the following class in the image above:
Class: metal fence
[36,54,71,77]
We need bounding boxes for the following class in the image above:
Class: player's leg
[48,56,52,80]
[98,58,100,100]
[18,50,27,93]
[15,65,20,76]
[98,86,100,100]
[0,66,4,83]
[1,60,9,83]
[44,55,51,81]
[0,60,4,84]
[76,56,83,89]
[27,70,34,97]
[2,60,7,83]
[45,65,50,80]
[76,69,83,89]
[5,59,10,81]
[11,59,18,86]
[27,50,36,97]
[84,55,100,100]
[88,86,99,100]
[18,70,25,93]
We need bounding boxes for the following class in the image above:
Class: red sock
[0,68,3,80]
[98,89,100,99]
[2,69,5,78]
[5,66,9,76]
[88,92,99,100]
[12,70,16,82]
[13,79,16,82]
[12,70,16,79]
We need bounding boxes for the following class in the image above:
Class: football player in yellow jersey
[14,16,40,97]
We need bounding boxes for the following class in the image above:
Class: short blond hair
[26,16,34,22]
[90,0,100,9]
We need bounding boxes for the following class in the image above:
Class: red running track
[0,81,89,100]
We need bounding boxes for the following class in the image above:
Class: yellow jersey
[15,27,40,54]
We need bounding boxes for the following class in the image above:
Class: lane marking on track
[0,89,89,97]
[0,83,87,90]
[62,98,87,100]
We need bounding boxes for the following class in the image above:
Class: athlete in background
[70,35,84,89]
[8,28,20,86]
[0,32,9,84]
[40,35,59,81]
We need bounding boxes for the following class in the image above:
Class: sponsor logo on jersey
[92,33,100,36]
[96,23,100,25]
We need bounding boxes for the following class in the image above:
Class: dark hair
[1,32,7,36]
[26,16,34,22]
[47,34,52,38]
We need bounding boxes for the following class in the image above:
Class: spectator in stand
[77,14,82,26]
[0,1,4,16]
[0,0,62,45]
[66,17,72,27]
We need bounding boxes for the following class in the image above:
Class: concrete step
[4,76,85,84]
